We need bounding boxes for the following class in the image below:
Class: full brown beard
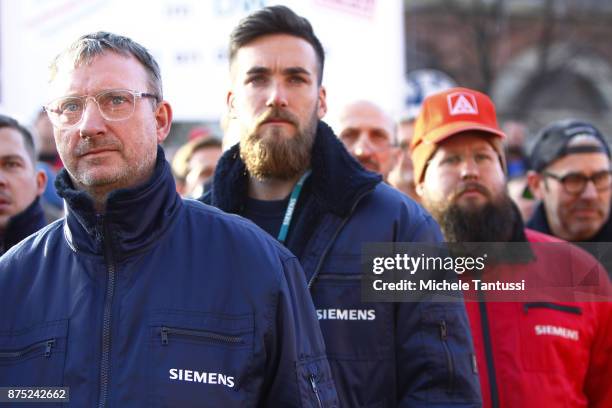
[239,107,317,181]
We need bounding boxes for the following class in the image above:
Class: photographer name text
[373,279,526,292]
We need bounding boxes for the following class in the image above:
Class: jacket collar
[55,146,182,259]
[0,197,47,254]
[509,202,528,242]
[527,201,612,242]
[209,121,381,217]
[526,202,551,235]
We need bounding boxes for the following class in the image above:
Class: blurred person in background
[388,114,419,200]
[32,109,64,217]
[389,70,457,201]
[172,128,222,198]
[33,108,62,171]
[0,114,48,255]
[527,119,612,243]
[413,87,612,408]
[502,120,536,221]
[337,100,398,180]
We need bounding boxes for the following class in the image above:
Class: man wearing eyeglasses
[337,100,398,181]
[527,120,612,245]
[0,32,336,407]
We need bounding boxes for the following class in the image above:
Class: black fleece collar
[509,203,528,243]
[209,121,381,217]
[1,197,47,254]
[55,146,182,259]
[526,202,551,235]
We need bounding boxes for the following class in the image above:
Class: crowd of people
[0,5,611,408]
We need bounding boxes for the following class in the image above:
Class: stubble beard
[239,107,318,181]
[561,199,608,240]
[69,138,157,207]
[77,154,154,188]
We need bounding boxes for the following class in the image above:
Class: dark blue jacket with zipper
[203,121,482,407]
[0,196,47,256]
[0,147,337,407]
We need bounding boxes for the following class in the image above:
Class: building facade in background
[404,0,612,140]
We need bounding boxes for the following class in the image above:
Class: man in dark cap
[527,119,612,242]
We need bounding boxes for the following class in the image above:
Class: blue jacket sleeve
[396,211,482,407]
[260,254,338,408]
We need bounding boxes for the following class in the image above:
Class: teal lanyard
[277,170,312,244]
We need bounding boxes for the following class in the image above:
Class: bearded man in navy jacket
[203,5,481,407]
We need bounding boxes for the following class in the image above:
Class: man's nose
[265,81,288,108]
[580,179,599,199]
[460,156,480,180]
[351,133,375,158]
[78,97,106,138]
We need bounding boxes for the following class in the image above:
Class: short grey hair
[49,31,163,99]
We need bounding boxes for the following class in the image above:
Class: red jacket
[466,228,612,407]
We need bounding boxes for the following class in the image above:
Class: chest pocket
[0,320,68,389]
[519,302,588,373]
[311,254,392,360]
[148,310,254,408]
[311,255,393,407]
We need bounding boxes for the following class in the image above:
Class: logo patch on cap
[564,125,596,138]
[447,92,478,115]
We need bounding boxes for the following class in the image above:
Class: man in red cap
[411,88,510,242]
[412,87,612,407]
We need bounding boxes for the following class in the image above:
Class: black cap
[529,119,611,173]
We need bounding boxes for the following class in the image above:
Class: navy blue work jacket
[204,122,482,407]
[0,147,337,407]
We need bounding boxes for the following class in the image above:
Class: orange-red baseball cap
[410,87,506,183]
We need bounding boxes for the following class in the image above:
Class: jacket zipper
[98,216,117,408]
[523,302,582,315]
[0,339,55,359]
[308,372,323,408]
[160,326,243,345]
[439,320,455,393]
[477,291,499,408]
[315,273,362,281]
[307,189,372,290]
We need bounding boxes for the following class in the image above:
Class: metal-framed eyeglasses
[543,170,612,195]
[44,89,159,129]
